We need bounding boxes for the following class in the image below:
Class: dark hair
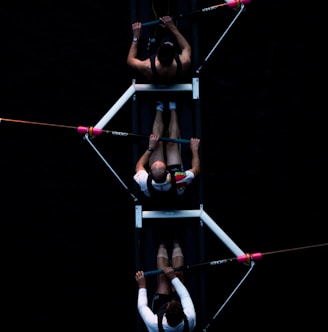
[166,300,184,327]
[157,42,175,66]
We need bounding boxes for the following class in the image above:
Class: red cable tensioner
[237,252,263,263]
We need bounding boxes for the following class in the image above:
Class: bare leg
[155,244,171,295]
[149,110,165,166]
[152,109,164,137]
[166,108,182,166]
[171,242,184,284]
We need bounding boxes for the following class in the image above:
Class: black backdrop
[1,1,327,330]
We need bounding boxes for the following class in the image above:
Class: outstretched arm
[135,149,153,173]
[127,22,144,70]
[188,138,200,177]
[135,134,159,172]
[159,16,191,66]
[135,271,159,329]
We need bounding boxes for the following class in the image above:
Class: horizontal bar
[142,209,202,219]
[134,83,193,92]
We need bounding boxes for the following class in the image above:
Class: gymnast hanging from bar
[127,14,200,208]
[127,15,191,85]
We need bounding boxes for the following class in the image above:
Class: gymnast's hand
[135,270,146,289]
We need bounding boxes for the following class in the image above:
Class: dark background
[1,1,327,330]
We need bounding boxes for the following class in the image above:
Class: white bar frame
[89,79,246,259]
[94,82,194,130]
[136,205,245,257]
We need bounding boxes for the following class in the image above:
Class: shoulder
[179,52,192,70]
[136,58,152,73]
[177,170,194,182]
[129,58,153,77]
[134,170,148,182]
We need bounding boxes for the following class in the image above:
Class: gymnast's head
[150,161,168,183]
[165,299,185,327]
[157,41,175,66]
